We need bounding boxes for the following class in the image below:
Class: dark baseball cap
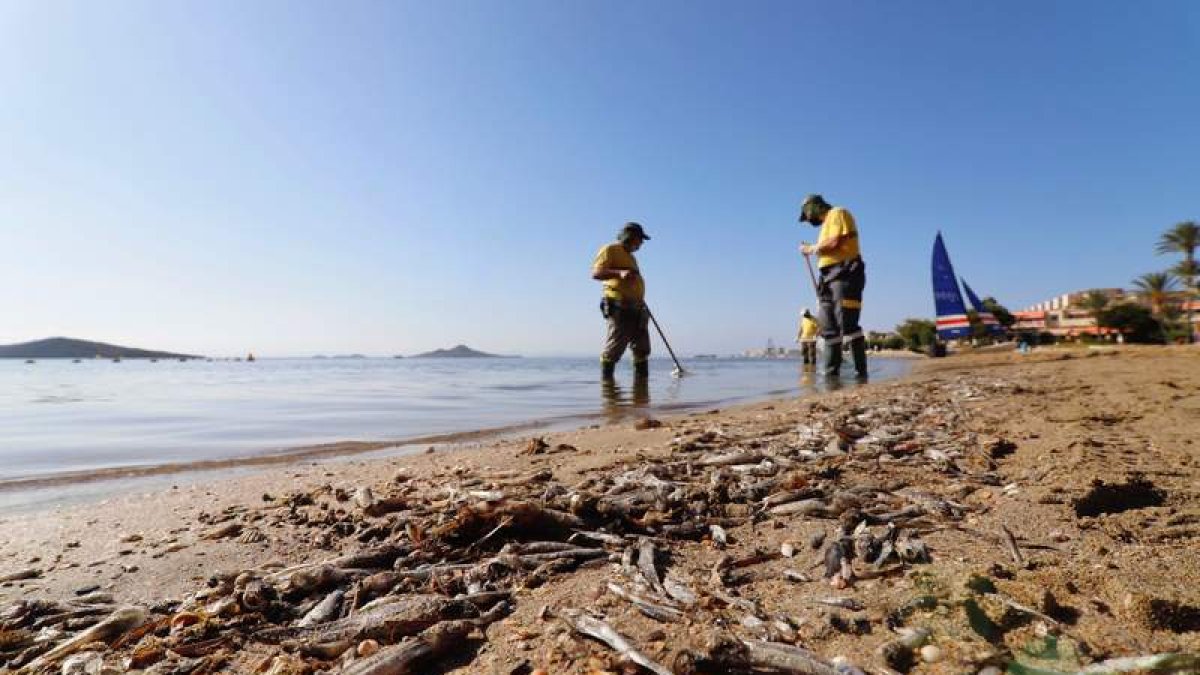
[619,222,651,241]
[799,194,829,223]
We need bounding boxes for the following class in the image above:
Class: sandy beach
[1,346,1197,673]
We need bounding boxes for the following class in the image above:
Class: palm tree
[1157,221,1199,342]
[1132,272,1179,318]
[1079,290,1110,336]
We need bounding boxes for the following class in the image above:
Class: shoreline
[0,421,551,494]
[0,358,916,503]
[2,347,1196,673]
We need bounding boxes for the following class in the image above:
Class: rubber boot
[822,342,842,378]
[633,360,649,378]
[632,375,650,406]
[850,338,868,380]
[601,360,616,380]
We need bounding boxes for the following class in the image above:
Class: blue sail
[931,233,971,339]
[961,278,1005,335]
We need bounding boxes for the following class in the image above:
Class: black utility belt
[602,297,644,308]
[818,256,863,275]
[600,297,645,318]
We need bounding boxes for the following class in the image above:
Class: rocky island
[409,344,510,358]
[0,337,200,360]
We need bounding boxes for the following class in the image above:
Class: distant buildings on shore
[742,346,802,358]
[742,338,800,358]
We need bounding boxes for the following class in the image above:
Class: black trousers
[817,258,867,377]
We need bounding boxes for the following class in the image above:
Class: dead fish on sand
[19,605,147,673]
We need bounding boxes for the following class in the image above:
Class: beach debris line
[0,379,987,673]
[2,374,1195,673]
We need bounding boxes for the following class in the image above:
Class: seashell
[237,529,267,544]
[920,644,942,662]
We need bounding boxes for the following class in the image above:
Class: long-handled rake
[645,306,687,377]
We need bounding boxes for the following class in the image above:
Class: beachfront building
[1015,288,1127,339]
[1186,299,1200,341]
[1016,288,1200,340]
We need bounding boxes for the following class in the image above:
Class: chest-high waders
[816,257,867,379]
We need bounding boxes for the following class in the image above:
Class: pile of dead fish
[3,377,1194,673]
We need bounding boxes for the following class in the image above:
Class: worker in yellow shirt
[796,308,819,366]
[799,194,868,379]
[591,222,651,380]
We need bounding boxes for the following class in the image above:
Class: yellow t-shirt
[799,316,819,340]
[592,243,645,302]
[817,206,861,268]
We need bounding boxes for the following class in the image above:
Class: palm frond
[1156,221,1200,256]
[1132,272,1179,293]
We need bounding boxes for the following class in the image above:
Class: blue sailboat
[931,233,972,339]
[961,278,1004,335]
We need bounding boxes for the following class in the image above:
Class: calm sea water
[0,356,910,485]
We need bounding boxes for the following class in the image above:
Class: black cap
[799,194,830,224]
[619,221,651,241]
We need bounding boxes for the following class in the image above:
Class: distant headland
[0,337,201,360]
[409,344,512,358]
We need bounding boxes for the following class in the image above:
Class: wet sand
[1,345,1197,673]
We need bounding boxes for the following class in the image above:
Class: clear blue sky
[2,1,1196,356]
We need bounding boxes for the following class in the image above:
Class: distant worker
[799,194,868,379]
[796,308,819,365]
[591,222,651,380]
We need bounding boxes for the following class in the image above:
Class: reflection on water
[600,376,651,421]
[0,357,912,484]
[798,364,816,390]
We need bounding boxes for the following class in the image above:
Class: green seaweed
[1006,662,1069,675]
[1008,652,1200,675]
[1021,635,1060,660]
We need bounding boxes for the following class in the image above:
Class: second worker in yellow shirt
[799,194,868,379]
[796,308,819,366]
